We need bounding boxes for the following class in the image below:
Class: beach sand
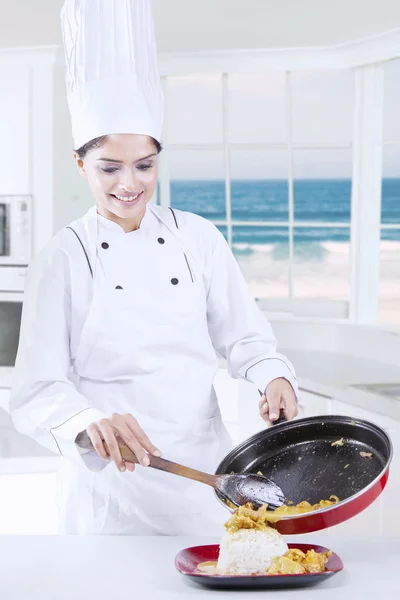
[233,241,400,324]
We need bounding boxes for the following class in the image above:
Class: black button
[115,285,123,290]
[101,242,109,249]
[157,237,165,244]
[171,278,179,285]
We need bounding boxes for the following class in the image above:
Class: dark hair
[75,135,163,159]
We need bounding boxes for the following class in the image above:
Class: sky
[166,62,400,180]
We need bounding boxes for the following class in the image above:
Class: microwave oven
[0,195,32,265]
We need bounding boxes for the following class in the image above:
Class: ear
[73,152,87,179]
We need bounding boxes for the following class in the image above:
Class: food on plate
[216,526,288,575]
[267,548,332,575]
[197,561,220,574]
[197,503,333,576]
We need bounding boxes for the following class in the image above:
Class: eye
[100,167,119,174]
[137,162,153,171]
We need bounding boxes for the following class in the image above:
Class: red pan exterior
[273,467,389,535]
[215,415,393,535]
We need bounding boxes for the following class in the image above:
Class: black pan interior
[216,415,392,507]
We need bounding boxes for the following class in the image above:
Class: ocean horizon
[169,178,400,244]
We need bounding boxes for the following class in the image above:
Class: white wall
[152,0,400,52]
[1,0,400,52]
[52,61,94,232]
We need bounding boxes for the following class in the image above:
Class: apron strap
[67,207,199,284]
[168,208,194,282]
[168,207,179,229]
[149,205,201,283]
[66,226,93,278]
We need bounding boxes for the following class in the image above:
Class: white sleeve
[205,228,299,398]
[9,243,108,469]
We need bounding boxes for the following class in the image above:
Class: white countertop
[1,535,399,599]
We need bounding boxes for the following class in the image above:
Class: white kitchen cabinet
[0,48,58,255]
[0,406,54,459]
[0,472,59,535]
[0,267,27,292]
[0,65,31,195]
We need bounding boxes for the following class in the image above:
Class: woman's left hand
[259,377,298,426]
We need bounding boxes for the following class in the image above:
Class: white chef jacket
[9,204,298,534]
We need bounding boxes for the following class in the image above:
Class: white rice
[216,528,288,575]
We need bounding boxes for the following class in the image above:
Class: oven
[0,294,23,367]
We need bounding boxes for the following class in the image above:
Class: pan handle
[273,409,287,425]
[258,390,287,425]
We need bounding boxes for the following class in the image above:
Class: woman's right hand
[86,413,162,473]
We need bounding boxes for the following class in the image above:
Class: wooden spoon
[76,433,285,510]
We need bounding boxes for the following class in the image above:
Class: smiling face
[74,133,159,231]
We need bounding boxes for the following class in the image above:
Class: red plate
[175,543,344,590]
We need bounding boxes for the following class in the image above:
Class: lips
[113,192,142,202]
[111,191,144,206]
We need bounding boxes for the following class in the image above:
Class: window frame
[156,40,400,326]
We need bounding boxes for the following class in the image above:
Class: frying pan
[214,415,392,535]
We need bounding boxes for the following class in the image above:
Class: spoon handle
[117,443,219,488]
[76,433,219,488]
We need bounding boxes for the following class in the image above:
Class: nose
[120,167,138,192]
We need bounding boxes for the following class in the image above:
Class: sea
[169,179,400,245]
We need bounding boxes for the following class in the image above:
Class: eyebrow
[97,153,157,164]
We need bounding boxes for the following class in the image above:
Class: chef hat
[60,0,164,150]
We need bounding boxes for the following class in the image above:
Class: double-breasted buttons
[115,285,123,290]
[101,242,109,249]
[171,278,179,285]
[157,237,165,244]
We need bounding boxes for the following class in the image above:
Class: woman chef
[10,0,299,536]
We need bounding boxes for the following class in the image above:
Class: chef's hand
[259,378,298,427]
[86,413,162,473]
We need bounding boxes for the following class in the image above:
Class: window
[169,148,226,219]
[291,70,354,146]
[379,59,400,325]
[167,75,223,144]
[162,69,354,317]
[293,227,350,303]
[229,149,290,301]
[229,149,289,222]
[228,73,286,144]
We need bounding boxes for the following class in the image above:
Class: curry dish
[198,547,332,576]
[267,548,332,575]
[197,500,337,576]
[225,496,340,531]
